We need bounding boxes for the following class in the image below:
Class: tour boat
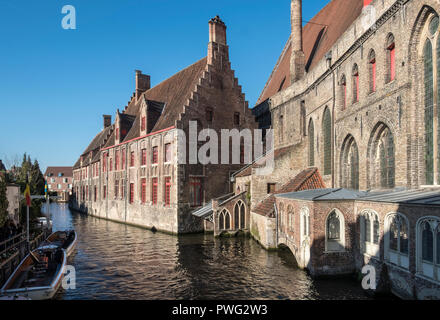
[39,230,77,257]
[0,247,67,300]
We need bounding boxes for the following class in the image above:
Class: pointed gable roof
[121,57,207,144]
[257,0,363,104]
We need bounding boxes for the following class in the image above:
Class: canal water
[45,203,370,300]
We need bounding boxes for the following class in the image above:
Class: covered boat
[39,230,77,257]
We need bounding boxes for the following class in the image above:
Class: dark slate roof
[358,189,440,206]
[253,167,326,217]
[73,125,114,168]
[257,0,364,104]
[276,188,367,201]
[44,166,73,178]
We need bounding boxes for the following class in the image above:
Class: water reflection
[44,203,370,300]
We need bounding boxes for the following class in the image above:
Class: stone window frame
[339,74,347,111]
[287,205,294,234]
[300,207,310,246]
[368,49,377,94]
[385,33,396,84]
[218,209,231,231]
[340,135,359,190]
[234,200,246,230]
[352,64,360,104]
[416,216,440,283]
[278,202,285,232]
[384,212,409,270]
[359,209,380,259]
[324,209,346,253]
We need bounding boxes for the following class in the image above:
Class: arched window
[368,123,395,189]
[278,202,284,232]
[300,207,310,244]
[424,40,434,185]
[368,50,376,93]
[218,209,231,231]
[287,205,294,233]
[279,114,284,143]
[234,200,246,230]
[386,34,396,83]
[308,119,315,166]
[341,135,359,190]
[323,108,332,175]
[360,210,380,257]
[385,213,409,269]
[352,64,360,103]
[417,217,440,281]
[340,74,347,110]
[326,210,345,252]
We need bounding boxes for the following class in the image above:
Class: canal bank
[49,203,376,300]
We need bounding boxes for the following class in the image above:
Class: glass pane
[323,109,332,175]
[366,215,371,243]
[373,217,380,244]
[429,16,439,36]
[400,220,409,254]
[424,40,434,185]
[309,121,315,166]
[390,219,398,251]
[422,222,434,262]
[240,203,245,230]
[437,229,440,265]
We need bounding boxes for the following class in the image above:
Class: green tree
[30,160,45,195]
[0,175,9,228]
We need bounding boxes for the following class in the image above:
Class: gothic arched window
[308,119,315,166]
[385,213,409,269]
[340,74,347,110]
[360,210,380,257]
[287,205,294,233]
[352,64,360,103]
[326,210,345,252]
[323,108,332,175]
[368,123,395,189]
[368,50,376,93]
[417,217,440,281]
[424,40,434,185]
[234,200,246,230]
[219,209,231,231]
[386,34,396,83]
[341,136,359,190]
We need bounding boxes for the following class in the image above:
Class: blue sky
[0,0,329,172]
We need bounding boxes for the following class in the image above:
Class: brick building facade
[72,16,258,234]
[44,167,73,202]
[234,0,440,299]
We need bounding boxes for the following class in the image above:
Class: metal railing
[0,232,26,258]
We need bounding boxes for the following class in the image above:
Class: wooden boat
[39,230,77,257]
[0,247,66,300]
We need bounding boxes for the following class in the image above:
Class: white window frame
[325,209,345,253]
[384,212,409,269]
[300,207,310,245]
[359,209,380,259]
[416,216,440,283]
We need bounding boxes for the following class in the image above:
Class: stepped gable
[257,0,363,104]
[119,57,207,146]
[73,125,113,168]
[253,167,326,217]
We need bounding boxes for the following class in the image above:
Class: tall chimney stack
[103,115,112,129]
[208,16,229,66]
[290,0,305,83]
[135,70,151,99]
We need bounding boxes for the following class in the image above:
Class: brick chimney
[208,15,229,66]
[135,70,151,100]
[103,115,112,129]
[290,0,305,83]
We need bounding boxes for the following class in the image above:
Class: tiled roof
[44,166,73,177]
[73,125,114,168]
[253,167,326,217]
[257,0,363,104]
